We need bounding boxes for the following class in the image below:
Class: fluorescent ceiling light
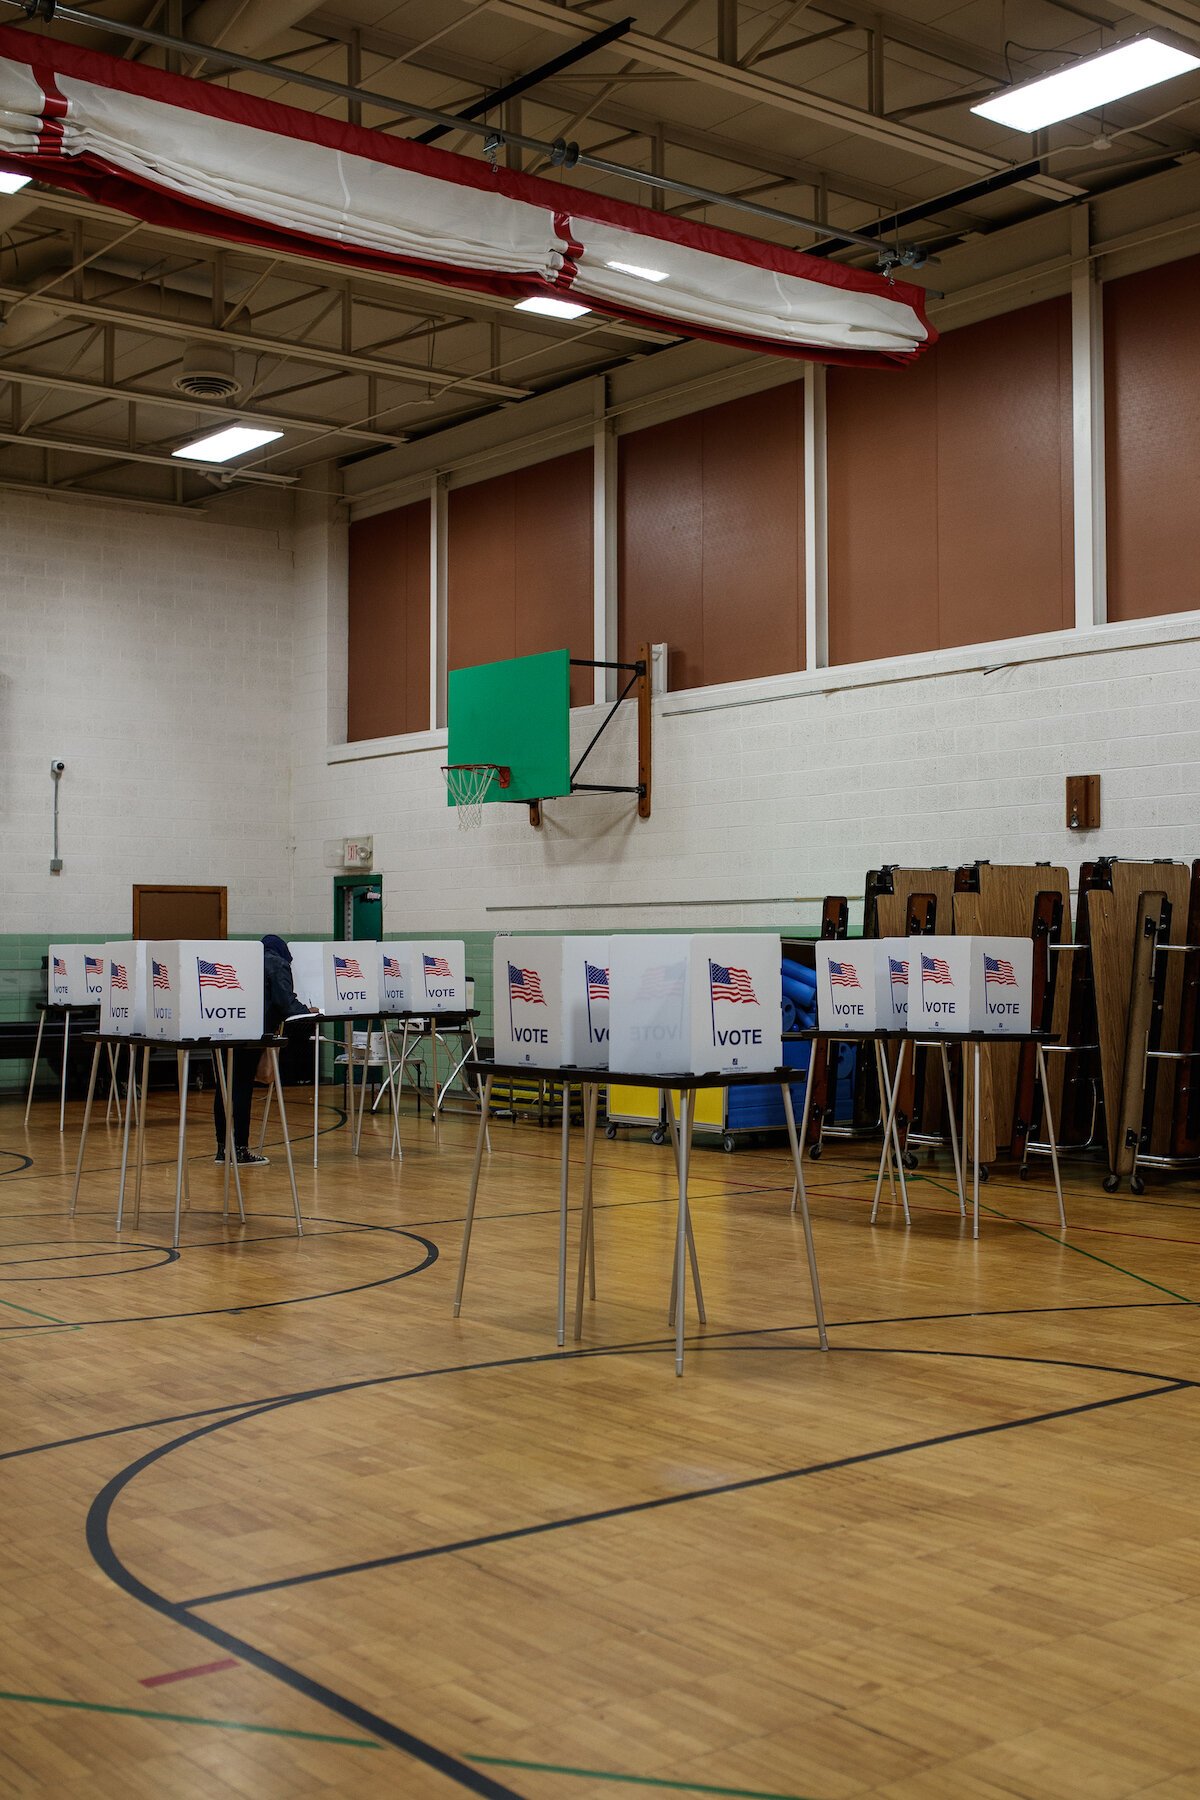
[972,36,1200,132]
[171,425,282,462]
[605,258,669,283]
[0,171,31,195]
[514,296,591,320]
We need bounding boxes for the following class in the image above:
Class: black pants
[213,1045,259,1152]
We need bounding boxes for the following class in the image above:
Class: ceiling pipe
[0,0,913,262]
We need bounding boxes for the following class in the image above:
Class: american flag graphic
[984,955,1017,986]
[827,960,861,989]
[333,955,364,980]
[509,962,546,1005]
[152,960,170,992]
[85,955,105,979]
[197,959,242,991]
[382,955,403,980]
[53,956,67,979]
[888,957,909,987]
[586,962,609,1000]
[921,954,953,985]
[710,961,758,1004]
[110,962,128,992]
[423,954,452,978]
[637,962,685,1001]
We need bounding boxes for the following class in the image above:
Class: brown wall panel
[347,500,429,742]
[1105,255,1200,621]
[828,355,939,665]
[448,450,592,706]
[828,298,1073,663]
[618,384,804,689]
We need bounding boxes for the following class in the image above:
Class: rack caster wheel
[1130,1174,1146,1196]
[1102,1173,1119,1193]
[807,1143,822,1161]
[605,1124,617,1140]
[1018,1164,1030,1180]
[903,1152,918,1171]
[979,1164,989,1183]
[650,1127,666,1146]
[722,1133,737,1153]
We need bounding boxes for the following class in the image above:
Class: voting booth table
[457,934,828,1376]
[70,942,301,1247]
[24,944,108,1132]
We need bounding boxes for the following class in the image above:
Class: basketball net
[442,763,504,831]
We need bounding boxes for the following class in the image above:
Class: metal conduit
[0,0,912,261]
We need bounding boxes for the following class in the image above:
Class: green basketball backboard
[447,648,571,805]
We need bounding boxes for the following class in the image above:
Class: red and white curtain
[0,25,934,367]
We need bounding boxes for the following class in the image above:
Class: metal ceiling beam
[471,0,1081,197]
[416,13,634,143]
[0,424,295,483]
[302,9,979,225]
[0,280,532,398]
[1113,0,1200,46]
[0,471,194,511]
[0,362,409,445]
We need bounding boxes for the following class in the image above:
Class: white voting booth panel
[815,941,891,1032]
[48,944,108,1006]
[146,942,264,1039]
[609,934,781,1076]
[320,942,380,1015]
[410,941,467,1014]
[493,937,563,1067]
[879,938,912,1030]
[288,941,326,1011]
[102,941,148,1034]
[908,935,1033,1034]
[562,936,611,1068]
[379,944,410,1011]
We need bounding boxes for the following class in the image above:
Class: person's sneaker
[235,1148,270,1166]
[214,1150,225,1164]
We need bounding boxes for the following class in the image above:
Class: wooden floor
[3,1081,1200,1800]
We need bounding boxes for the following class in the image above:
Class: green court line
[0,1689,380,1748]
[0,1294,70,1325]
[469,1757,815,1799]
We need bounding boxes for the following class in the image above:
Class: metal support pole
[453,1074,494,1317]
[23,1008,46,1127]
[68,1039,101,1217]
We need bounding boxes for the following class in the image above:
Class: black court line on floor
[0,1226,439,1331]
[80,1342,1194,1797]
[0,1241,178,1279]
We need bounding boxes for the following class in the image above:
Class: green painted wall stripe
[0,1689,380,1748]
[469,1756,816,1799]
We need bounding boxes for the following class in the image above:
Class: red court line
[139,1658,239,1688]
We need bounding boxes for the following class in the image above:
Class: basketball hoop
[442,763,509,830]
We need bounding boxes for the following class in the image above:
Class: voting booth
[493,936,562,1067]
[288,941,326,1012]
[319,942,379,1015]
[408,941,467,1014]
[102,941,148,1035]
[379,944,410,1011]
[561,936,611,1068]
[609,934,782,1076]
[815,941,884,1032]
[908,935,1033,1035]
[147,941,264,1040]
[49,944,108,1006]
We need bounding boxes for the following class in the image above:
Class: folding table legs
[663,1090,706,1334]
[869,1042,911,1225]
[672,1088,695,1376]
[1036,1040,1066,1230]
[782,1080,828,1350]
[23,1010,46,1128]
[453,1073,494,1318]
[59,1008,71,1134]
[268,1044,303,1236]
[573,1085,599,1342]
[873,1039,908,1219]
[211,1048,245,1228]
[68,1040,102,1217]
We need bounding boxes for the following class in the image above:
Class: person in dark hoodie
[214,934,313,1166]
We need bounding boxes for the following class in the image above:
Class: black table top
[37,1000,100,1013]
[468,1058,803,1090]
[793,1026,1060,1045]
[81,1031,283,1051]
[313,1009,479,1026]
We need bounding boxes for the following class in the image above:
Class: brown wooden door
[132,884,227,939]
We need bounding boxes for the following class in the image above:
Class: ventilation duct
[172,343,240,399]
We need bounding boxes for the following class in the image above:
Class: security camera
[50,760,65,776]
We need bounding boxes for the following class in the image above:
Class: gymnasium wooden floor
[3,1081,1200,1800]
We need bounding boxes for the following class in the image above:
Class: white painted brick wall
[0,487,296,933]
[290,497,1200,937]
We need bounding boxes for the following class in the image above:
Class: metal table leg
[132,1045,150,1229]
[673,1089,695,1376]
[972,1040,981,1239]
[59,1007,71,1134]
[871,1038,908,1219]
[383,1024,402,1162]
[664,1089,706,1328]
[556,1084,571,1347]
[573,1084,599,1341]
[870,1041,911,1225]
[782,1078,829,1350]
[212,1048,244,1225]
[269,1044,303,1236]
[791,1050,820,1215]
[353,1018,374,1155]
[1036,1041,1066,1230]
[938,1042,966,1218]
[116,1041,137,1229]
[172,1050,191,1248]
[23,1009,46,1127]
[453,1074,494,1317]
[68,1040,102,1218]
